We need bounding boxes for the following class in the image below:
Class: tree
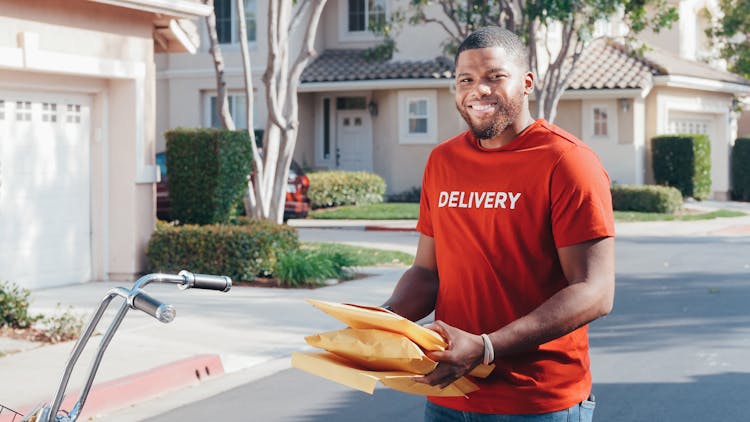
[389,0,677,123]
[709,0,750,79]
[205,0,328,223]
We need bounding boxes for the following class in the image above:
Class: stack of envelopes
[292,299,494,397]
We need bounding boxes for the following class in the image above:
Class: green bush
[386,186,421,203]
[732,138,750,201]
[307,171,386,209]
[0,281,39,329]
[165,128,253,225]
[652,134,711,200]
[146,219,299,282]
[274,249,356,288]
[611,184,684,213]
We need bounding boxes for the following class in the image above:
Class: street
[122,229,750,421]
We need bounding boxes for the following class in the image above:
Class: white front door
[336,110,373,172]
[0,90,92,289]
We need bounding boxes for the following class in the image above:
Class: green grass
[303,242,414,266]
[308,202,746,222]
[614,209,746,222]
[309,203,419,219]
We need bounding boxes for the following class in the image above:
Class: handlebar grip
[179,270,232,292]
[130,289,176,323]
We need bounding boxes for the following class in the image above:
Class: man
[382,26,615,421]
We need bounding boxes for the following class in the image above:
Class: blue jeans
[424,398,596,422]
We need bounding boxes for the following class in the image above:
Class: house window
[215,0,257,44]
[408,98,429,134]
[16,101,31,122]
[398,90,437,144]
[323,98,331,159]
[66,104,81,124]
[336,97,367,110]
[42,102,57,123]
[347,0,385,32]
[593,107,608,136]
[210,95,249,129]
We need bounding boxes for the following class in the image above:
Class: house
[0,0,210,289]
[157,0,750,199]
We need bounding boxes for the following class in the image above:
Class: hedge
[611,184,684,213]
[652,134,711,200]
[146,219,299,282]
[307,171,386,209]
[732,138,750,201]
[165,128,253,225]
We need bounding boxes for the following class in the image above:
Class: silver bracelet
[481,333,494,365]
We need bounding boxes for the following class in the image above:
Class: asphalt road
[142,230,750,422]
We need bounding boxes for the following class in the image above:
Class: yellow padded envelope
[294,299,496,396]
[292,352,480,397]
[305,299,447,351]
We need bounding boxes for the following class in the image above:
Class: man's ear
[524,71,535,95]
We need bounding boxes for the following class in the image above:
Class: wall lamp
[618,98,630,113]
[368,100,378,117]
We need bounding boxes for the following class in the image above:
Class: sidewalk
[1,200,749,420]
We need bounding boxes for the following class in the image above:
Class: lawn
[308,202,747,222]
[303,242,414,266]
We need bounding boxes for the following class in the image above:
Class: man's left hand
[414,320,485,388]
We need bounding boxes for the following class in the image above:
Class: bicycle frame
[20,270,231,422]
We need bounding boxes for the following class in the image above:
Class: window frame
[398,90,438,145]
[204,92,260,130]
[214,0,258,46]
[338,0,386,41]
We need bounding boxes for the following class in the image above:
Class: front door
[336,110,372,172]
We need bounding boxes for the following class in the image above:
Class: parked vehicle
[155,152,311,221]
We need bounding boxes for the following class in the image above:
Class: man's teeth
[472,104,494,111]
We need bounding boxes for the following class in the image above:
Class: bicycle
[0,270,231,422]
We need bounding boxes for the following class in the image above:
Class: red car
[156,152,310,221]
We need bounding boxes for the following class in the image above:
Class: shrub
[307,171,386,209]
[35,304,86,344]
[732,137,750,201]
[386,186,421,203]
[611,184,684,213]
[165,128,253,225]
[0,281,39,329]
[146,219,299,282]
[274,249,356,288]
[652,134,711,200]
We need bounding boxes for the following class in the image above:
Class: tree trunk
[204,0,235,130]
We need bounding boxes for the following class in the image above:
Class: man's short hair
[455,26,529,69]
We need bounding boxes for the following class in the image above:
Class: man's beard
[458,94,524,141]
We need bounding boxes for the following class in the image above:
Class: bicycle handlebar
[36,270,231,422]
[130,289,176,323]
[179,270,232,292]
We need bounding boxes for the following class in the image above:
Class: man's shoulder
[431,131,472,155]
[534,119,585,147]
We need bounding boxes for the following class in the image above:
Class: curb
[364,225,417,232]
[10,354,223,421]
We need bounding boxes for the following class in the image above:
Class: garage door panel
[0,89,92,289]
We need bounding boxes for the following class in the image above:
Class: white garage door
[0,90,92,289]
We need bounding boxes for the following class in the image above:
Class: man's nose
[477,83,491,95]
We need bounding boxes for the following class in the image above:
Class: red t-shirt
[417,119,615,414]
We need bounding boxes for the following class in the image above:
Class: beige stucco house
[0,0,210,289]
[157,0,750,202]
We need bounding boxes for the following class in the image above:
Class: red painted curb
[364,225,417,232]
[8,354,223,421]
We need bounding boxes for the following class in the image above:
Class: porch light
[618,98,630,113]
[368,100,378,117]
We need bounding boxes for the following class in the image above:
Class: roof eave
[87,0,212,18]
[559,87,650,100]
[653,75,750,95]
[298,78,453,92]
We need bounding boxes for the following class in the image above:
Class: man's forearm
[383,265,439,322]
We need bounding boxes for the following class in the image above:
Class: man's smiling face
[454,47,532,146]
